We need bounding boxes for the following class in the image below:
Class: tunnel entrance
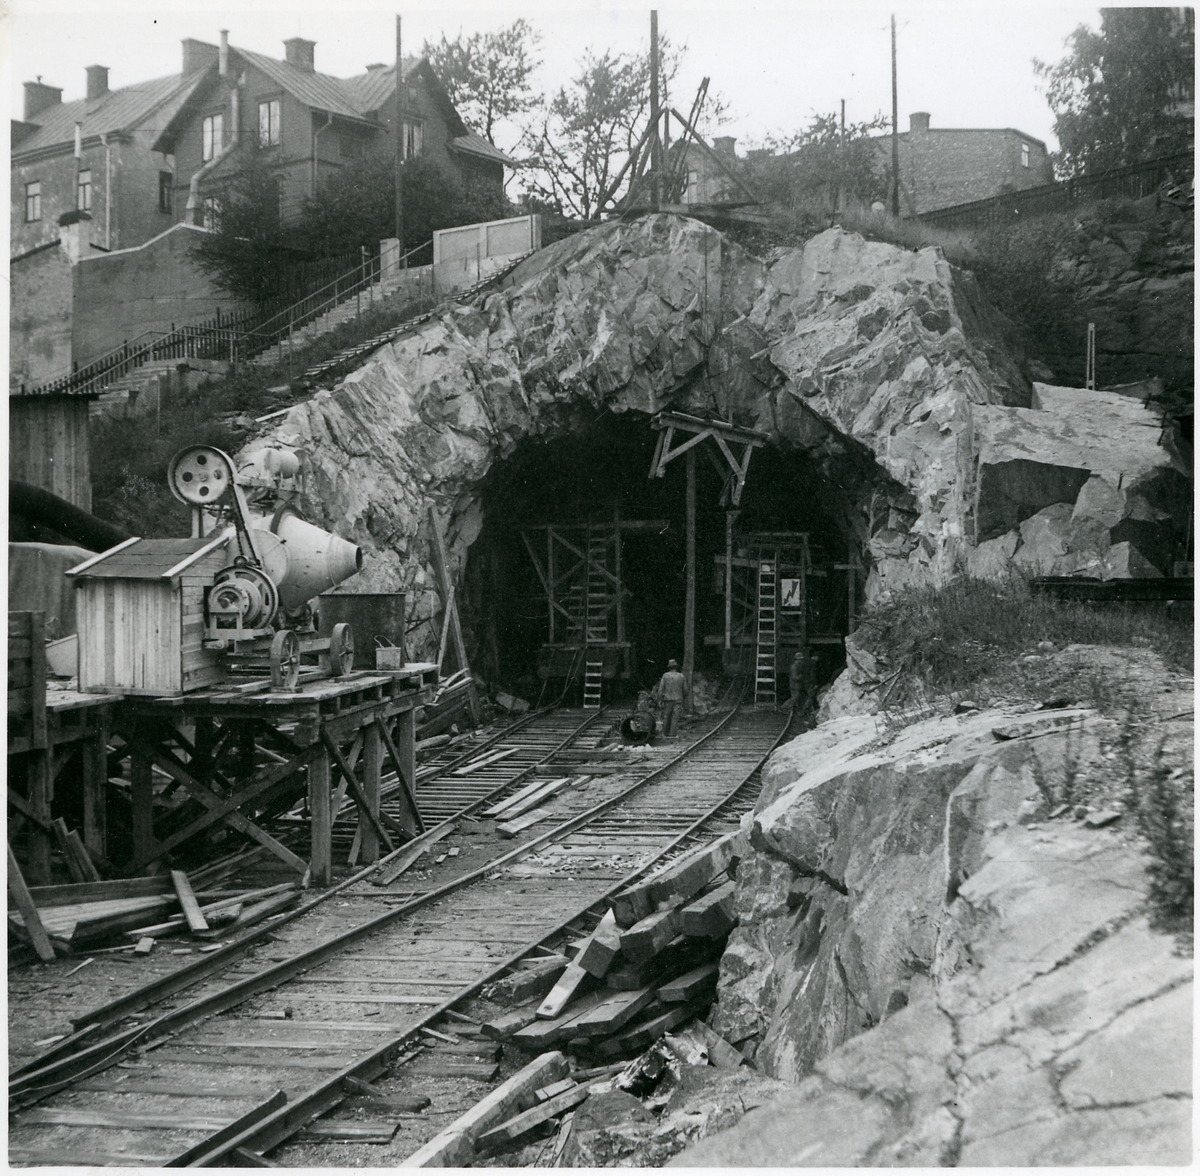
[460,412,860,705]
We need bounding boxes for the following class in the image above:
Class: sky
[6,2,1102,161]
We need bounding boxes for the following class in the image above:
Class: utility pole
[394,15,405,257]
[650,10,660,212]
[890,13,900,217]
[683,445,696,709]
[835,97,845,221]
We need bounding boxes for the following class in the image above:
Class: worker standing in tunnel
[788,649,819,712]
[654,659,688,737]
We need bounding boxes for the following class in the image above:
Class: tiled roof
[451,130,519,168]
[234,46,372,122]
[13,71,204,155]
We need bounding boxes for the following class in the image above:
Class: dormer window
[400,118,423,159]
[1021,142,1030,168]
[259,98,281,147]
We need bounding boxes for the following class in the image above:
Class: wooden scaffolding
[522,510,666,707]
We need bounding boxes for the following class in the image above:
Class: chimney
[283,37,315,72]
[182,38,220,75]
[713,135,737,159]
[366,62,386,71]
[24,80,63,121]
[219,30,229,79]
[85,65,109,100]
[910,112,930,133]
[58,210,93,263]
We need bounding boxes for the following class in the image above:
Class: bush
[854,575,1193,711]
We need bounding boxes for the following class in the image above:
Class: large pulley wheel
[167,445,236,505]
[329,622,355,678]
[270,629,301,691]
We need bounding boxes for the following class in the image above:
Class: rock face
[677,645,1192,1167]
[253,216,1188,661]
[970,382,1189,579]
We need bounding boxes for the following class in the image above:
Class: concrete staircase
[248,266,432,369]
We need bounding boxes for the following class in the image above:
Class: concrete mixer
[68,445,364,695]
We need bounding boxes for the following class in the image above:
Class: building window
[400,118,423,159]
[340,133,363,160]
[202,113,224,162]
[202,195,221,230]
[25,180,41,222]
[77,168,92,212]
[686,169,699,204]
[159,171,173,214]
[1021,142,1030,168]
[259,98,281,147]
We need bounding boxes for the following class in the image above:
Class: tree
[298,154,510,260]
[520,39,688,220]
[423,20,542,147]
[1034,8,1195,177]
[744,111,890,216]
[189,145,292,305]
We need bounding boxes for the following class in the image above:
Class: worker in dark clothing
[788,650,818,711]
[654,659,688,737]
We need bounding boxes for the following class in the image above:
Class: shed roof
[451,130,519,168]
[68,536,230,579]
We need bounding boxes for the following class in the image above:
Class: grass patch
[853,575,1193,713]
[90,288,435,536]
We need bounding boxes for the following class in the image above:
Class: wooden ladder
[755,559,777,705]
[583,533,608,709]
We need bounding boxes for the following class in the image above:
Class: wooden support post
[308,744,333,887]
[724,511,735,652]
[683,446,696,708]
[130,746,155,874]
[82,712,109,861]
[546,529,555,644]
[376,711,423,835]
[26,749,53,885]
[360,721,382,865]
[7,842,56,961]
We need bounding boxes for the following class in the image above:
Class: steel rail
[10,707,606,1099]
[177,700,790,1165]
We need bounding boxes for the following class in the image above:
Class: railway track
[8,701,792,1167]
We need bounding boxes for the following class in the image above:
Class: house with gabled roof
[151,33,517,228]
[11,64,208,256]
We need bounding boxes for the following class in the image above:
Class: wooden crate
[69,535,233,696]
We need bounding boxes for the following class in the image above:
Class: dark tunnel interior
[460,412,858,703]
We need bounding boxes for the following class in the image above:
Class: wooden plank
[8,1148,173,1166]
[565,986,657,1039]
[605,934,722,991]
[612,995,710,1053]
[495,807,553,839]
[512,990,611,1051]
[405,1058,500,1081]
[454,746,520,776]
[679,879,738,938]
[171,869,209,933]
[370,824,454,886]
[66,827,103,882]
[6,842,56,961]
[481,1005,540,1042]
[575,909,621,978]
[490,955,568,1005]
[476,1082,592,1153]
[536,961,595,1020]
[657,960,720,1002]
[619,906,681,965]
[609,832,738,926]
[295,1120,399,1143]
[399,1050,569,1168]
[22,1108,231,1130]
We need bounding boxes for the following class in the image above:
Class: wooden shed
[67,532,233,696]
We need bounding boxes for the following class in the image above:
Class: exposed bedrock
[247,214,1190,663]
[676,644,1193,1167]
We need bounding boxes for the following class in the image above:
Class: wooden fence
[919,152,1194,232]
